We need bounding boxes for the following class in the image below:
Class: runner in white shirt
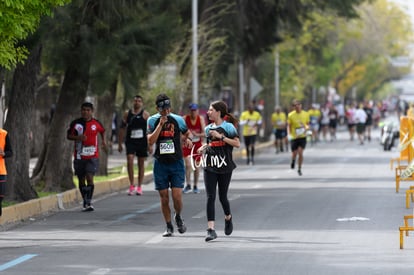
[354,104,367,145]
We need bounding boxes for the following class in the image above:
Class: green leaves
[0,0,68,69]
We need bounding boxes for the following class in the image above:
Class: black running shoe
[82,205,94,212]
[162,226,174,237]
[224,216,233,236]
[174,214,187,234]
[205,228,217,242]
[298,169,302,176]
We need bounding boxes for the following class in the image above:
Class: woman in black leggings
[198,101,240,242]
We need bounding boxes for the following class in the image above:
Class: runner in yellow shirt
[307,104,321,144]
[240,103,262,165]
[271,106,288,153]
[287,99,310,176]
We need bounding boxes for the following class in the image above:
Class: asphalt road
[3,126,414,275]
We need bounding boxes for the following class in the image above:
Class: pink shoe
[136,186,143,196]
[128,185,135,196]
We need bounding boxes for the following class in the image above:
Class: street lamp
[274,48,279,107]
[192,0,198,104]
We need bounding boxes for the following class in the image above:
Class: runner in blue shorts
[147,93,193,237]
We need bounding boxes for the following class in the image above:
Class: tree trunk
[243,57,254,107]
[30,76,59,158]
[96,81,117,176]
[4,44,42,202]
[31,50,91,192]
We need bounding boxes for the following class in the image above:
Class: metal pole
[239,62,244,113]
[192,0,198,104]
[312,87,316,104]
[275,49,279,107]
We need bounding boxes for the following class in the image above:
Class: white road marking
[192,210,205,219]
[192,194,241,219]
[228,194,241,201]
[145,234,165,244]
[336,217,370,222]
[89,268,111,275]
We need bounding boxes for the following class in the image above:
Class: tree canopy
[0,0,68,69]
[255,0,413,108]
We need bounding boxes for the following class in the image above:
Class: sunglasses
[157,99,171,111]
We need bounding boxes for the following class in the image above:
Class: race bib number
[130,129,144,139]
[295,127,305,136]
[192,135,201,142]
[160,140,175,154]
[276,120,284,126]
[81,146,96,156]
[248,120,256,127]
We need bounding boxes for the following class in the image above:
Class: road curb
[0,141,273,228]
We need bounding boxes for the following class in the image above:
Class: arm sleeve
[66,120,77,139]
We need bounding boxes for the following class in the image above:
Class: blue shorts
[153,158,185,191]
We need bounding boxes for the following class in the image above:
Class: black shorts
[347,123,355,129]
[291,137,307,151]
[0,175,6,197]
[244,135,257,147]
[125,142,148,157]
[356,123,366,134]
[274,129,287,139]
[329,120,337,129]
[74,159,99,177]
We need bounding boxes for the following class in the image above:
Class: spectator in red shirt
[182,103,206,194]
